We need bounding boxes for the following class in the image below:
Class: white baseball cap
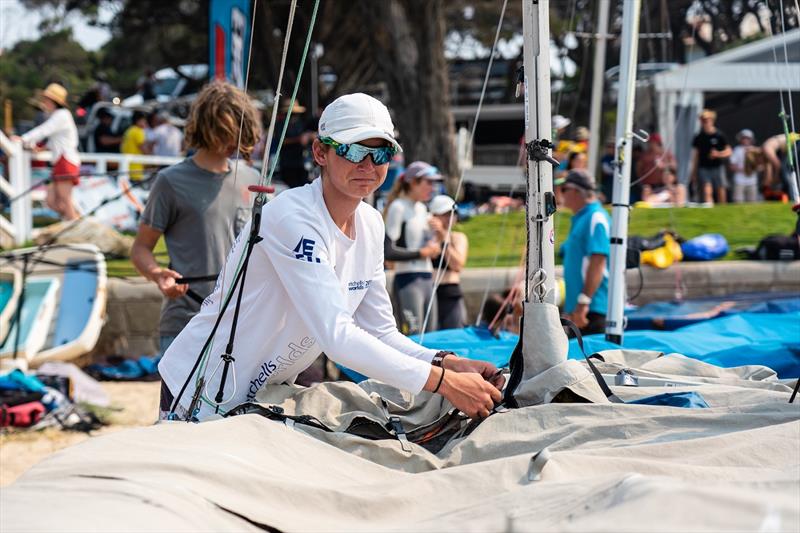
[318,93,402,152]
[429,194,456,215]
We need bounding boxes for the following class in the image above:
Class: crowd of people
[142,88,501,421]
[7,77,799,421]
[557,109,798,208]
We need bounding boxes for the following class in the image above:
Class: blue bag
[681,233,728,261]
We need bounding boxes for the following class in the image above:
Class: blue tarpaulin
[626,292,800,330]
[361,312,800,380]
[573,312,800,378]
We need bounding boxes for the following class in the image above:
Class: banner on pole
[209,0,251,88]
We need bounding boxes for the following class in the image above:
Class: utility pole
[587,0,611,178]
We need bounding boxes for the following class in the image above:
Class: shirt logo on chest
[348,280,372,291]
[293,236,321,263]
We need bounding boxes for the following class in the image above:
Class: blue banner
[209,0,251,88]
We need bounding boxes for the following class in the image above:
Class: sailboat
[1,2,798,531]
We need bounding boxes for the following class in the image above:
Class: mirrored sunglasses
[320,137,397,165]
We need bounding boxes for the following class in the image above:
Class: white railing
[0,131,32,247]
[30,151,184,178]
[1,130,183,246]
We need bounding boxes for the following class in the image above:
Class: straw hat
[280,100,306,114]
[33,83,69,108]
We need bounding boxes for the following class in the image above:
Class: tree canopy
[3,0,797,157]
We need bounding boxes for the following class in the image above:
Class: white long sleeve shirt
[384,197,433,273]
[159,178,437,418]
[21,109,80,166]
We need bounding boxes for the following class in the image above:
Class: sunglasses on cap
[320,137,397,165]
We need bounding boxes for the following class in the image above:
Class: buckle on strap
[387,415,412,452]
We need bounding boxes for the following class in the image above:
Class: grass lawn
[106,237,167,278]
[72,202,796,276]
[460,202,797,268]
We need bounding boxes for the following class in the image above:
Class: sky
[0,0,113,53]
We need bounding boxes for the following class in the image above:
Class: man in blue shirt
[556,170,611,334]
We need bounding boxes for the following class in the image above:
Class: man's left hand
[443,355,505,390]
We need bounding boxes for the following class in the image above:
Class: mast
[587,0,611,176]
[521,0,557,308]
[605,0,642,345]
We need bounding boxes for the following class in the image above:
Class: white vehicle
[78,103,134,153]
[122,64,209,107]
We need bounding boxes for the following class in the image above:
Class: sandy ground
[0,381,161,487]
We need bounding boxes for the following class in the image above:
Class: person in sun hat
[276,99,314,188]
[555,169,611,335]
[158,92,503,421]
[13,83,81,220]
[382,160,444,335]
[427,194,469,330]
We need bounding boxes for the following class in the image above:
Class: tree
[251,0,456,175]
[0,29,95,125]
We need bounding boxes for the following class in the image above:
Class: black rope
[176,275,219,284]
[629,264,645,301]
[213,225,261,407]
[169,193,268,420]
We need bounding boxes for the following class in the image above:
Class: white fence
[1,129,182,246]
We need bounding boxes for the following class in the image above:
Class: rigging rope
[630,23,698,188]
[776,0,800,196]
[473,184,521,327]
[553,0,580,118]
[170,0,321,418]
[199,0,320,411]
[419,0,509,341]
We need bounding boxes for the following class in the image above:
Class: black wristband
[433,367,445,394]
[432,350,456,367]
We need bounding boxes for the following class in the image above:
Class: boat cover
[1,350,798,532]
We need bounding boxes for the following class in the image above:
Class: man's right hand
[428,368,501,419]
[152,268,188,299]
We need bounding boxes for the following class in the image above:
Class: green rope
[195,0,322,412]
[263,0,321,187]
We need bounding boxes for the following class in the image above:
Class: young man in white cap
[158,93,503,421]
[729,129,759,203]
[428,195,469,330]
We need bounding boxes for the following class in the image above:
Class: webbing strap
[380,398,412,452]
[387,416,412,452]
[560,318,624,403]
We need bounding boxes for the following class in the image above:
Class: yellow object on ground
[640,233,683,269]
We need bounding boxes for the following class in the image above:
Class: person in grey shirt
[132,81,261,356]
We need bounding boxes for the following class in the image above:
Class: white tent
[653,28,800,181]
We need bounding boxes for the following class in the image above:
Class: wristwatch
[432,350,456,367]
[577,293,592,306]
